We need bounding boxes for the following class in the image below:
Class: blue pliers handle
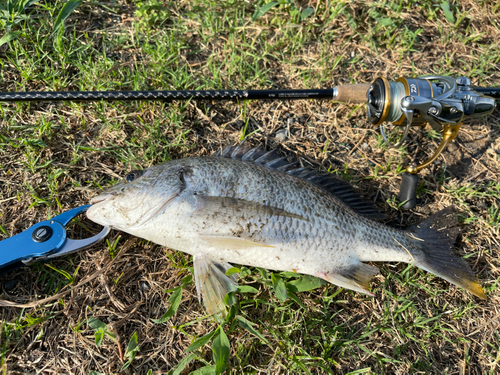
[0,205,110,273]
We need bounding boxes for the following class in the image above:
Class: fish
[86,143,486,314]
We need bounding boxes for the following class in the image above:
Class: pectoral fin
[193,195,307,221]
[193,253,238,315]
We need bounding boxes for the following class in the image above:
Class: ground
[0,1,499,374]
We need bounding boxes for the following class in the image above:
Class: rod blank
[0,89,334,103]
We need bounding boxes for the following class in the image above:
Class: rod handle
[334,83,371,104]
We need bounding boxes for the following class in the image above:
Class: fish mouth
[90,192,116,204]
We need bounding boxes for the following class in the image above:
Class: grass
[0,0,499,373]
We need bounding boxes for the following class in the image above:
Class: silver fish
[87,144,486,314]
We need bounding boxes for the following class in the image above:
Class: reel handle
[397,173,419,209]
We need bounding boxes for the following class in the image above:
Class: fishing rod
[1,76,499,209]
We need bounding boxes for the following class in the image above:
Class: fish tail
[410,207,486,299]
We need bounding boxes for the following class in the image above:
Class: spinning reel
[364,75,497,208]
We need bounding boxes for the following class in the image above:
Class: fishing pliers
[0,205,109,274]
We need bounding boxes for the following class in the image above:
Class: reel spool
[366,75,496,208]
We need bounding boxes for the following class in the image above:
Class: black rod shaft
[0,89,334,103]
[473,87,500,100]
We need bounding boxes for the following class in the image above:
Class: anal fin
[318,263,379,296]
[193,253,238,315]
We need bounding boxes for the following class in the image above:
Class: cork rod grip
[334,83,371,104]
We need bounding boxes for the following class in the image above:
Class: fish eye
[125,170,144,183]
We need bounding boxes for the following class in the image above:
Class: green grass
[0,0,499,374]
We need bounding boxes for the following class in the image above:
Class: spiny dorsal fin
[214,143,386,220]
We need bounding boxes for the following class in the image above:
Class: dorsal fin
[214,143,386,220]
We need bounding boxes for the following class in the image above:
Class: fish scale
[87,145,486,314]
[191,158,358,263]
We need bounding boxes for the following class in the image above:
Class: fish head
[86,162,190,230]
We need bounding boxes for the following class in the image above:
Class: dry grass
[0,0,499,374]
